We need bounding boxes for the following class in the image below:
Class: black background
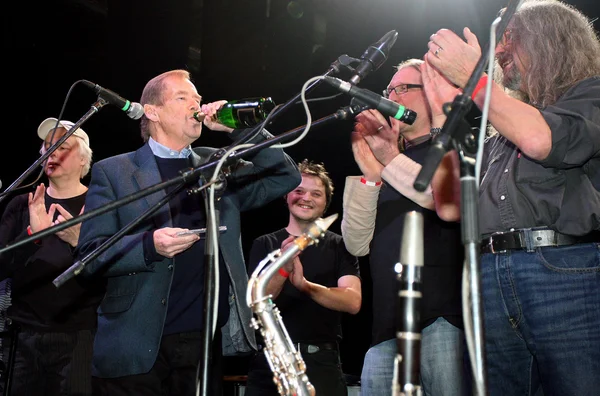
[3,0,599,379]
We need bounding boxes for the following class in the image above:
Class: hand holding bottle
[200,100,234,133]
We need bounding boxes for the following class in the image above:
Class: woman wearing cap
[0,117,105,395]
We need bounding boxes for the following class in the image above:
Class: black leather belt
[480,229,581,254]
[296,341,338,354]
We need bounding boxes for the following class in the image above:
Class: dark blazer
[76,128,301,378]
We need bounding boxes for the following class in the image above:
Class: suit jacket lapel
[132,144,172,229]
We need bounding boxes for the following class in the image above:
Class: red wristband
[471,75,489,101]
[278,267,290,278]
[360,177,382,187]
[27,225,41,245]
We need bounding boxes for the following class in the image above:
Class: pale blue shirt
[148,137,193,159]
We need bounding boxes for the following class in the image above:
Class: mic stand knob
[190,149,231,198]
[329,54,360,75]
[190,172,227,198]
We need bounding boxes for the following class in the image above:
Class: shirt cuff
[143,230,162,264]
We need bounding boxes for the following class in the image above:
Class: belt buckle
[298,343,320,354]
[488,233,507,254]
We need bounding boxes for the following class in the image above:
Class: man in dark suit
[75,69,301,396]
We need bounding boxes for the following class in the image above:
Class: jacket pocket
[99,293,135,314]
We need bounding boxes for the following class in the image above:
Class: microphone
[350,30,398,85]
[392,210,424,396]
[82,81,144,120]
[323,76,417,125]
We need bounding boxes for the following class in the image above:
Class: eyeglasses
[499,29,513,47]
[383,84,423,98]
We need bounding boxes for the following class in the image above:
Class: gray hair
[503,0,600,107]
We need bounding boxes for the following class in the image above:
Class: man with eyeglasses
[341,58,469,396]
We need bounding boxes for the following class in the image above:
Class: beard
[503,66,522,91]
[494,52,525,92]
[494,58,526,98]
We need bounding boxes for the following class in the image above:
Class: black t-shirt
[369,140,464,347]
[247,228,360,343]
[0,191,106,331]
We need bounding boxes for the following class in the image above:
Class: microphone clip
[335,101,370,121]
[330,54,361,76]
[187,149,233,198]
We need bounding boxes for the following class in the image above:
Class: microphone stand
[0,99,109,205]
[412,2,520,395]
[228,53,360,147]
[196,162,226,396]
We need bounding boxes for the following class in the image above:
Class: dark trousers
[8,327,94,396]
[245,343,347,396]
[92,330,223,396]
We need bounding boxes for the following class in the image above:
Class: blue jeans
[480,243,600,396]
[361,317,468,396]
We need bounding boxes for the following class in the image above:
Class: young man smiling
[245,159,361,396]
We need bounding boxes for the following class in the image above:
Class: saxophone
[246,213,338,396]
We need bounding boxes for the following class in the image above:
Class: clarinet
[392,211,424,396]
[247,213,338,396]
